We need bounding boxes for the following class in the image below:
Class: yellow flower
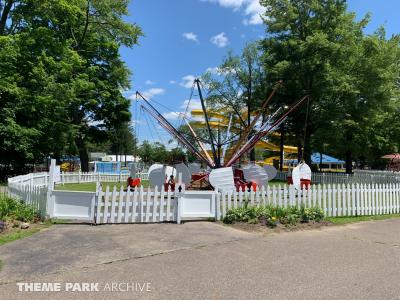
[271,217,276,221]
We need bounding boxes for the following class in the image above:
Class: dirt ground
[227,220,333,235]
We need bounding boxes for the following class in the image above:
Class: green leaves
[0,0,142,175]
[260,0,400,170]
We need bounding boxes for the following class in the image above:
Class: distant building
[286,152,345,171]
[89,152,107,161]
[100,155,141,163]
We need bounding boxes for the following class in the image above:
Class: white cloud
[161,99,204,122]
[243,0,265,25]
[131,119,144,125]
[169,80,176,84]
[180,75,196,88]
[182,32,199,43]
[202,0,266,25]
[206,67,220,74]
[210,32,229,48]
[145,80,155,85]
[181,99,202,111]
[202,0,246,9]
[131,88,165,100]
[162,111,183,121]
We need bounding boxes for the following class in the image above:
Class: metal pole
[195,79,218,167]
[279,123,284,171]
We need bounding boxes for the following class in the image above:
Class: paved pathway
[1,219,400,299]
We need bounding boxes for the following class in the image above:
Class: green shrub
[0,195,39,223]
[300,205,325,223]
[280,213,300,226]
[223,204,324,226]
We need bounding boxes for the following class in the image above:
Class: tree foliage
[0,0,142,177]
[260,0,400,171]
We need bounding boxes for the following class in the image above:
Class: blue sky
[120,0,400,145]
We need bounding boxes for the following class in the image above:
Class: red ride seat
[300,178,311,189]
[128,177,141,188]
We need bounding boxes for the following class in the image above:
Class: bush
[0,195,39,223]
[223,204,324,227]
[300,205,325,223]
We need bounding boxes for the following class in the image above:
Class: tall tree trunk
[297,142,303,163]
[75,136,89,172]
[0,0,13,35]
[345,130,353,174]
[345,150,352,174]
[303,129,312,166]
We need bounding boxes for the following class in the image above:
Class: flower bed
[0,195,41,233]
[222,204,325,228]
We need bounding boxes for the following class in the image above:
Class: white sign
[54,166,61,183]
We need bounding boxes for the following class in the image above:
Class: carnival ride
[190,109,298,166]
[132,79,309,191]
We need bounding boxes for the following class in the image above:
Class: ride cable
[224,81,282,164]
[224,95,309,167]
[137,91,214,168]
[195,79,219,167]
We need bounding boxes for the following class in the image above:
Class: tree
[202,42,268,162]
[260,0,400,172]
[137,141,154,164]
[109,121,137,164]
[0,0,143,175]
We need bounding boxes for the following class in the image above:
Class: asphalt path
[1,219,399,299]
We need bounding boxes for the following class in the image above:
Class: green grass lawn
[55,180,150,192]
[0,222,52,246]
[326,214,400,225]
[55,179,288,192]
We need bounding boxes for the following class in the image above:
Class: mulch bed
[227,220,333,235]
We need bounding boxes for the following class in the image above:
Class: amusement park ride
[131,79,311,191]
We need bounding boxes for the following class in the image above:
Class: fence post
[175,187,184,225]
[215,187,220,221]
[46,159,56,218]
[174,174,185,224]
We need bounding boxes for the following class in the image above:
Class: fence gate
[49,191,96,222]
[94,186,178,224]
[177,191,216,223]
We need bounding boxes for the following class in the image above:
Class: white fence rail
[7,171,400,224]
[96,186,177,224]
[276,171,400,185]
[217,183,400,219]
[60,172,149,184]
[7,183,48,217]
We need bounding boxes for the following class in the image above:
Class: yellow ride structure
[190,108,298,168]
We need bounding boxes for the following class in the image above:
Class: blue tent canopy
[287,152,345,164]
[311,152,345,164]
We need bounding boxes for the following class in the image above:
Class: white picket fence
[7,171,400,224]
[96,186,178,224]
[217,183,400,219]
[7,171,149,187]
[7,182,48,217]
[276,171,400,185]
[60,171,149,184]
[96,183,400,223]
